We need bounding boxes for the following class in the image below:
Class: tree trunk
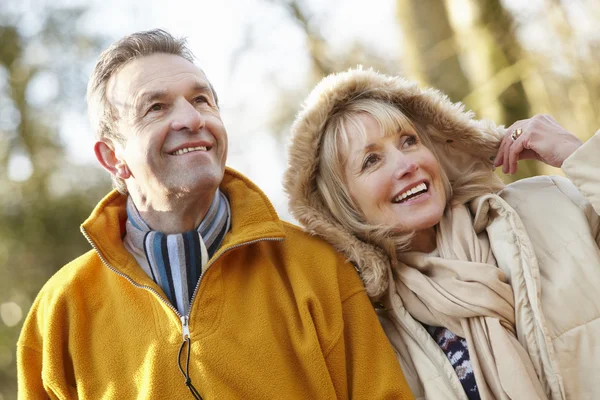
[447,0,537,180]
[396,0,471,102]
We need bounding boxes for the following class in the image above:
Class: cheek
[425,150,442,173]
[352,173,390,216]
[419,152,442,182]
[125,138,155,169]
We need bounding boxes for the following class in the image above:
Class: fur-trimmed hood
[283,67,506,298]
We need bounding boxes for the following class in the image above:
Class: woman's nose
[393,153,418,180]
[170,100,204,132]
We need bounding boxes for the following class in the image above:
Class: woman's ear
[94,140,131,179]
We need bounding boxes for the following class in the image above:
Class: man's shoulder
[274,221,365,296]
[280,220,347,257]
[19,249,104,345]
[35,249,103,302]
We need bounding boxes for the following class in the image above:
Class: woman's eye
[362,154,379,170]
[401,134,418,148]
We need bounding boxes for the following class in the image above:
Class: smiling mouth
[392,182,429,203]
[170,146,209,156]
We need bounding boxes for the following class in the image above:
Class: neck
[129,189,216,234]
[409,226,437,253]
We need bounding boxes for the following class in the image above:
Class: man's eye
[148,103,164,112]
[194,95,209,104]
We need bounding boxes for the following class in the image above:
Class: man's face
[106,53,228,199]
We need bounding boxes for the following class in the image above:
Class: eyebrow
[349,143,378,167]
[134,83,214,115]
[191,83,212,95]
[134,90,167,115]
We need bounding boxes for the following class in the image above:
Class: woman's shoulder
[499,175,589,214]
[501,174,571,192]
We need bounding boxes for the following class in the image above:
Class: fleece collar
[284,67,506,298]
[81,167,286,286]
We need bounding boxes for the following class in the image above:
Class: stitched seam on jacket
[340,286,366,303]
[547,175,600,257]
[562,136,598,203]
[549,176,589,214]
[322,323,344,359]
[17,343,43,354]
[491,195,562,396]
[552,316,600,340]
[322,290,365,357]
[549,175,600,244]
[18,343,64,399]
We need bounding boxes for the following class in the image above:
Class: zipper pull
[181,315,190,340]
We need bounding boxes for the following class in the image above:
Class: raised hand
[494,114,583,175]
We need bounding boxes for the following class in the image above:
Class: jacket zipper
[82,227,282,338]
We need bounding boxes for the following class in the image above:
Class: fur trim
[283,67,505,298]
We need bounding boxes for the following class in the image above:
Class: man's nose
[170,100,204,132]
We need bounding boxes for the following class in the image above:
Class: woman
[283,68,600,400]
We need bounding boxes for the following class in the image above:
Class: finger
[494,134,508,166]
[499,134,513,169]
[500,122,523,172]
[503,131,515,173]
[495,128,514,166]
[508,134,528,174]
[505,119,527,131]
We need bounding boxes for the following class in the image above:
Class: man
[17,29,413,399]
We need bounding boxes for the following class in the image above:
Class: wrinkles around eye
[361,154,380,171]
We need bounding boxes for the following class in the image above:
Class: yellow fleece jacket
[17,168,413,399]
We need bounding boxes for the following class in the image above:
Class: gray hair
[86,29,219,193]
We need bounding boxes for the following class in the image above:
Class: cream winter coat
[284,68,600,399]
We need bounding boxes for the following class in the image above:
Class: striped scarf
[124,190,231,316]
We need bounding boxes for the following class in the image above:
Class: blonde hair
[316,99,450,251]
[86,29,218,193]
[316,98,503,253]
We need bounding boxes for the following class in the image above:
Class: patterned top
[424,324,481,400]
[124,190,231,316]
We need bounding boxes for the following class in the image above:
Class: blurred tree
[396,0,471,101]
[0,6,110,399]
[447,0,537,180]
[454,0,531,122]
[260,0,599,183]
[535,0,600,140]
[264,0,403,142]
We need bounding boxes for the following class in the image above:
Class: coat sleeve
[17,291,76,400]
[17,302,53,399]
[561,129,600,242]
[17,343,49,399]
[324,260,415,400]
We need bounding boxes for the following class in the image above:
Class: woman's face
[343,113,446,234]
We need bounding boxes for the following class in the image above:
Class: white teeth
[172,146,208,155]
[393,182,428,203]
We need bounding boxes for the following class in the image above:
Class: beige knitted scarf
[392,197,547,400]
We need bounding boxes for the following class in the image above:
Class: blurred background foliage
[1,0,599,397]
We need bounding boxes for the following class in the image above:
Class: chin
[193,174,223,192]
[408,214,444,232]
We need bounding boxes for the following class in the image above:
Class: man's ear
[94,140,131,179]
